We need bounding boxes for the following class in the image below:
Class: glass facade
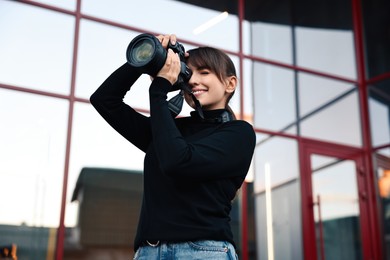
[0,0,389,259]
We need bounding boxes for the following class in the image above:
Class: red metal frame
[351,0,383,258]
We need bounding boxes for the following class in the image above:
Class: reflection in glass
[65,102,145,227]
[296,27,356,79]
[244,22,293,64]
[361,0,390,78]
[374,151,390,259]
[81,0,239,52]
[29,0,76,10]
[0,1,74,94]
[301,90,362,147]
[311,155,363,260]
[254,137,302,260]
[369,81,390,148]
[0,89,68,258]
[75,20,140,100]
[298,73,355,117]
[252,62,296,133]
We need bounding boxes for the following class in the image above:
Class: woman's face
[184,64,236,110]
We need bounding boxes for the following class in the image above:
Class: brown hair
[186,47,237,119]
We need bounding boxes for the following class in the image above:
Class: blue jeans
[133,240,238,260]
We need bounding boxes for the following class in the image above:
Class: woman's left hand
[155,34,181,85]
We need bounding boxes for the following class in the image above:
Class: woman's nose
[188,73,198,86]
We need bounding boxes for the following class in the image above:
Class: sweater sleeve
[149,77,256,181]
[90,63,152,152]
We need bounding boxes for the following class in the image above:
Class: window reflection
[254,136,301,260]
[0,1,74,94]
[81,0,239,52]
[296,27,356,79]
[65,102,145,227]
[75,20,140,101]
[29,0,76,10]
[298,73,355,117]
[0,89,68,258]
[301,90,362,147]
[375,150,390,259]
[311,155,363,260]
[369,80,390,148]
[252,62,296,133]
[244,22,293,64]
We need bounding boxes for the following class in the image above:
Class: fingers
[156,34,177,48]
[156,49,181,85]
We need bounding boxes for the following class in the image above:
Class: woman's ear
[225,76,237,94]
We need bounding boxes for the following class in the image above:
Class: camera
[126,33,192,91]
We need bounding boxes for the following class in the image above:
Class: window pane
[374,149,390,259]
[369,80,390,148]
[244,22,293,64]
[252,63,297,134]
[299,73,355,117]
[65,102,145,227]
[0,89,68,258]
[81,0,239,52]
[29,0,76,10]
[0,1,74,94]
[64,102,146,258]
[75,20,144,102]
[254,136,302,260]
[362,0,390,78]
[301,89,362,147]
[295,27,356,79]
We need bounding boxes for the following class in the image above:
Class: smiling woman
[90,33,256,259]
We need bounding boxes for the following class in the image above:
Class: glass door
[311,155,362,260]
[300,141,372,260]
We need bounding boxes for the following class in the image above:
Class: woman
[90,34,256,259]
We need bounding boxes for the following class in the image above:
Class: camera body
[126,33,192,91]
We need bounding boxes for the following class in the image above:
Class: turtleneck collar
[190,109,234,123]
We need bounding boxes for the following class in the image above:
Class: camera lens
[126,33,166,76]
[131,40,154,65]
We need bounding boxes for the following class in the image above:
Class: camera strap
[168,84,204,119]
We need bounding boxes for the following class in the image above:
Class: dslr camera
[126,33,192,91]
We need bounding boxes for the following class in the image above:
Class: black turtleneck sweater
[90,63,256,251]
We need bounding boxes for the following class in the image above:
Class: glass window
[254,136,299,192]
[254,136,302,260]
[362,0,390,78]
[0,89,68,258]
[295,27,356,79]
[0,1,74,94]
[369,80,390,148]
[65,102,145,227]
[244,21,293,64]
[311,155,363,260]
[374,148,390,259]
[242,59,254,122]
[81,0,239,52]
[299,73,355,117]
[75,20,144,102]
[29,0,76,11]
[252,62,296,134]
[300,88,362,147]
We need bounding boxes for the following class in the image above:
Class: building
[0,0,389,259]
